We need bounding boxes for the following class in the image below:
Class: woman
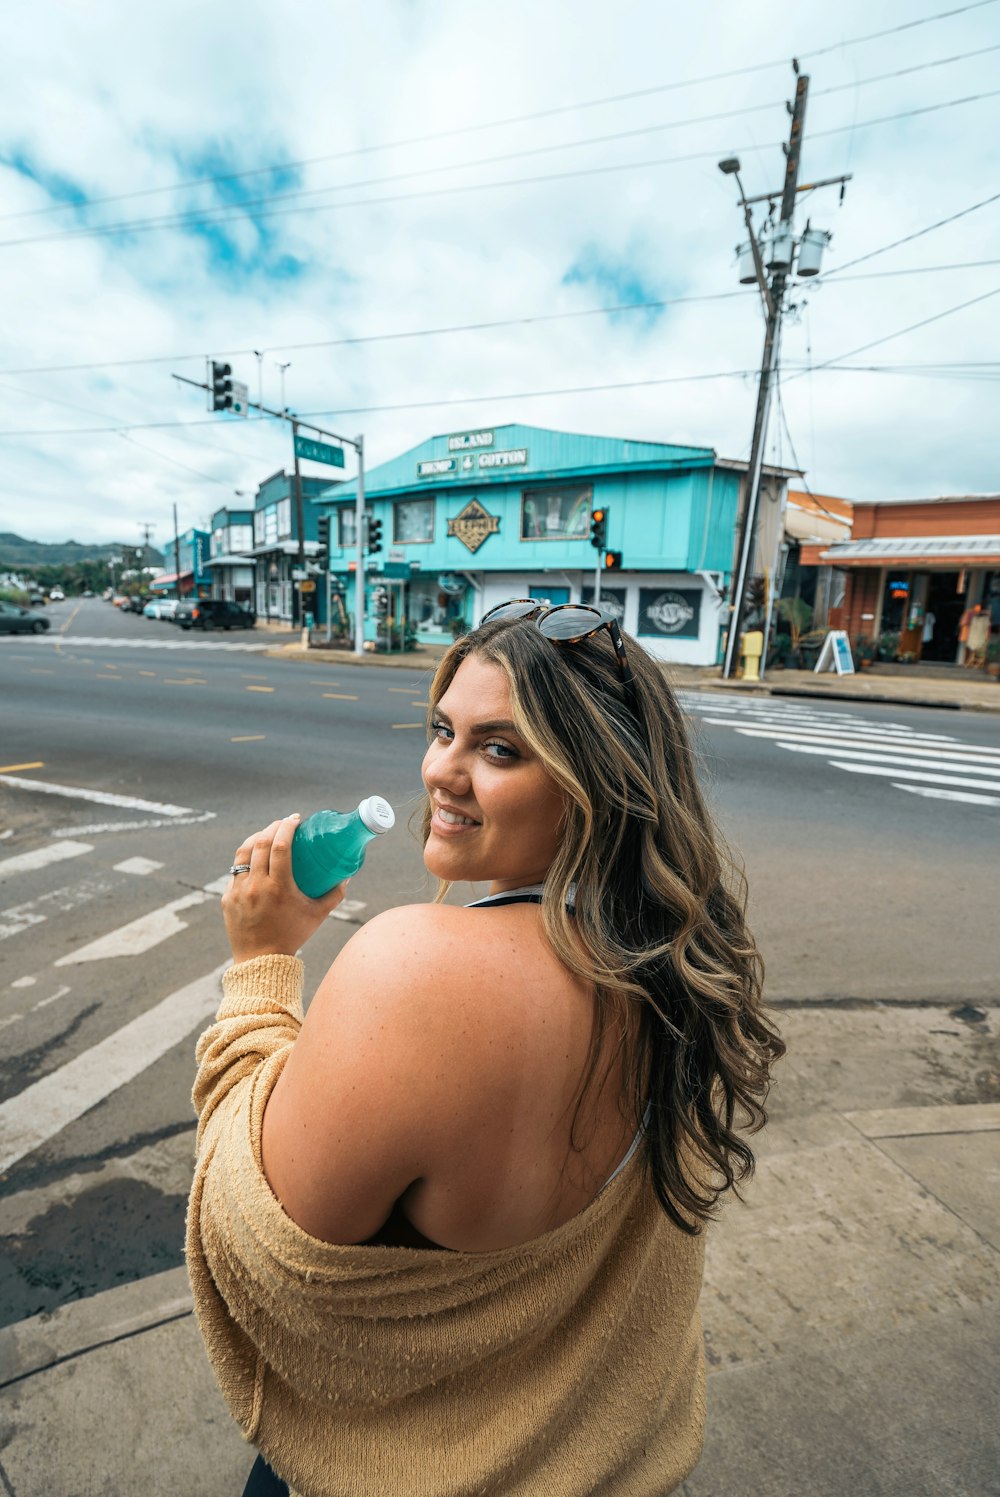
[187,600,784,1497]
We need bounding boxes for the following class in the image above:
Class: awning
[205,554,255,567]
[820,535,1000,567]
[149,571,193,590]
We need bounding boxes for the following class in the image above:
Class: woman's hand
[222,814,349,964]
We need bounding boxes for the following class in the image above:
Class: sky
[2,0,999,547]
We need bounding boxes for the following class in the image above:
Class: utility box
[797,226,832,277]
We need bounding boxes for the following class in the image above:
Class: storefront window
[394,498,435,543]
[230,524,252,552]
[253,511,266,545]
[521,487,592,541]
[212,527,225,557]
[277,498,292,538]
[409,575,465,633]
[337,507,357,548]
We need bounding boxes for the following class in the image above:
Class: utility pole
[291,418,307,628]
[172,503,182,599]
[721,69,808,680]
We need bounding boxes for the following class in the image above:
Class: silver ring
[229,863,252,875]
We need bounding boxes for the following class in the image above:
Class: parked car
[143,599,178,620]
[175,599,256,631]
[125,595,147,613]
[0,600,51,634]
[49,587,65,601]
[28,592,46,607]
[82,589,95,597]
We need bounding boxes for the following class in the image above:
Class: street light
[718,156,772,316]
[276,361,291,413]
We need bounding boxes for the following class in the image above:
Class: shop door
[922,572,964,662]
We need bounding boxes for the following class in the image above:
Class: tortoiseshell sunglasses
[479,598,636,705]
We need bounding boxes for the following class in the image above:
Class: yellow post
[741,629,764,682]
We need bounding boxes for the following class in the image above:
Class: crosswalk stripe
[897,785,1000,806]
[833,762,1000,792]
[54,881,224,965]
[729,727,1000,765]
[779,742,1000,780]
[0,965,225,1174]
[0,840,92,881]
[2,635,268,651]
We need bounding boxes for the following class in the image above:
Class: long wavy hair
[420,614,785,1234]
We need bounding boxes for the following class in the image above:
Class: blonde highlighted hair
[421,615,784,1234]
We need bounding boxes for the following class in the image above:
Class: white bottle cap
[358,795,395,834]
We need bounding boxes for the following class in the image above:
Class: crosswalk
[0,783,367,1181]
[677,692,1000,810]
[1,633,270,651]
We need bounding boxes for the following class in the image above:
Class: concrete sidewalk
[262,635,1000,713]
[1,1002,996,1496]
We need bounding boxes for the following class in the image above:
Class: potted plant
[853,636,876,670]
[776,597,812,668]
[798,628,827,672]
[986,638,1000,680]
[878,630,900,662]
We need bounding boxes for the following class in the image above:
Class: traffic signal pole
[172,372,366,647]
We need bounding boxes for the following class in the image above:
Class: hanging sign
[814,630,855,675]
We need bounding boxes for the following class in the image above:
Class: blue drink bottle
[291,796,395,898]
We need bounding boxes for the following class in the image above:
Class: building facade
[819,494,1000,663]
[317,422,781,665]
[150,527,211,597]
[206,507,255,604]
[251,470,333,624]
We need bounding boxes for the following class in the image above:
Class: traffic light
[589,508,607,550]
[367,516,383,555]
[603,550,622,570]
[316,514,330,553]
[211,361,233,411]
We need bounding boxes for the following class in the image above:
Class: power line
[3,256,999,384]
[818,190,1000,277]
[789,285,1000,379]
[2,44,993,249]
[4,87,1000,253]
[5,0,995,228]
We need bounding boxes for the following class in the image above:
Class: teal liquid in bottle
[291,796,395,898]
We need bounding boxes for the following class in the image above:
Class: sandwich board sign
[814,630,855,675]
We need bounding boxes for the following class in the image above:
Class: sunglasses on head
[479,598,636,704]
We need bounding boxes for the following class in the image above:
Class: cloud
[0,0,998,545]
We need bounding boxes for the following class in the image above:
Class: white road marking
[0,635,268,652]
[0,830,12,841]
[833,762,1000,792]
[54,888,215,964]
[0,775,194,816]
[0,840,92,880]
[50,811,216,836]
[0,965,226,1174]
[777,742,1000,776]
[113,857,164,876]
[897,784,1000,806]
[330,898,367,922]
[0,904,46,941]
[721,725,1000,760]
[703,717,965,747]
[32,984,71,1010]
[9,975,36,988]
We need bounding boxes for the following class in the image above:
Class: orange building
[816,495,1000,664]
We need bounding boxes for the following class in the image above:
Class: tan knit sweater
[186,954,706,1497]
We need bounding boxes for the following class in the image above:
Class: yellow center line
[0,761,45,773]
[231,735,266,742]
[411,700,430,707]
[30,668,55,675]
[387,686,416,693]
[246,685,275,693]
[138,670,157,677]
[60,603,81,634]
[241,673,269,680]
[391,723,425,730]
[164,678,208,685]
[309,679,341,686]
[323,692,359,700]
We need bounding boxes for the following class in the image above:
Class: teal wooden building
[316,423,778,664]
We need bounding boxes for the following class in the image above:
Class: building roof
[821,535,1000,566]
[316,422,718,502]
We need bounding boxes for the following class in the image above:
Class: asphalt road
[1,596,997,1326]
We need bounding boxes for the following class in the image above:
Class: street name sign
[294,434,346,469]
[814,629,855,675]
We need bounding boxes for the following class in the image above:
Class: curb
[698,680,1000,715]
[263,645,446,671]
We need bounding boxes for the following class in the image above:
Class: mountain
[0,533,164,567]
